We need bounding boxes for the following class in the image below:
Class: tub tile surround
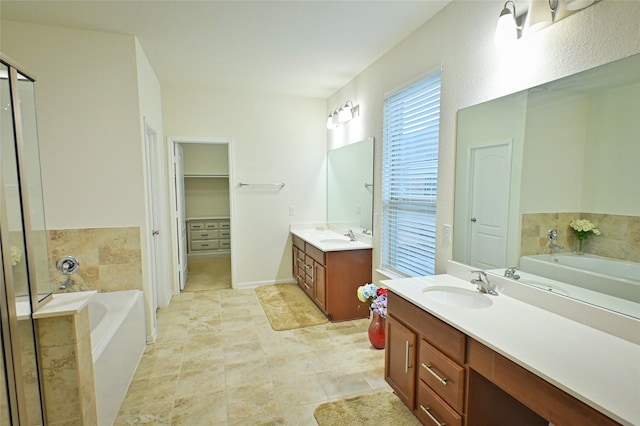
[47,227,143,294]
[35,299,97,425]
[521,213,640,262]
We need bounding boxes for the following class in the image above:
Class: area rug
[255,283,328,331]
[314,391,421,426]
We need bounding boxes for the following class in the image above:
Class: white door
[145,123,172,310]
[468,143,512,269]
[174,144,188,290]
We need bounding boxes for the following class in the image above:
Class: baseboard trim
[235,278,296,290]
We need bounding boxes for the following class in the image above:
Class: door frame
[167,137,236,293]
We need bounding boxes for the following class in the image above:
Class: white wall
[327,0,640,277]
[162,86,326,287]
[1,21,165,339]
[1,21,146,229]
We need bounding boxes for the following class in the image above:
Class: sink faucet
[470,270,498,296]
[344,229,357,241]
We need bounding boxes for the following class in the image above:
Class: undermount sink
[319,238,352,245]
[422,286,493,309]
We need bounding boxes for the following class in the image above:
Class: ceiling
[0,1,450,98]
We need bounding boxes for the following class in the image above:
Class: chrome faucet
[470,270,498,296]
[504,266,520,280]
[344,229,357,241]
[548,229,564,250]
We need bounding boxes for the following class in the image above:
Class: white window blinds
[381,71,441,277]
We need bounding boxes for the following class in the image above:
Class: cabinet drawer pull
[405,341,413,373]
[421,362,448,386]
[304,283,311,290]
[296,257,305,263]
[420,405,445,426]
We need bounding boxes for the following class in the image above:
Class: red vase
[368,312,386,349]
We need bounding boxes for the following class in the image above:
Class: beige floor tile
[171,390,228,425]
[115,258,387,424]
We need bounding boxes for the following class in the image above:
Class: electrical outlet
[443,224,452,242]
[289,206,296,216]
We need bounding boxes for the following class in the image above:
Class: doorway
[168,138,235,293]
[468,142,512,269]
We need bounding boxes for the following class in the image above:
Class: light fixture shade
[565,0,595,11]
[495,2,518,46]
[338,105,353,123]
[525,0,552,32]
[326,115,334,129]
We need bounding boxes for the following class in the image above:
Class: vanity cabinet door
[385,315,417,410]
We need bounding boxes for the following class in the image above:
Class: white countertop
[290,224,372,252]
[382,274,640,426]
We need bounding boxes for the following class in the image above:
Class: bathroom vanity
[291,228,372,321]
[383,266,638,426]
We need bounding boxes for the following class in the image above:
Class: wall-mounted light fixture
[327,100,359,129]
[496,0,598,45]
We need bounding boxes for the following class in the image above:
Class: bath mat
[314,391,421,426]
[255,283,328,331]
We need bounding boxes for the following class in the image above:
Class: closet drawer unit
[191,240,219,251]
[189,222,205,230]
[219,229,231,239]
[416,381,462,426]
[219,240,231,249]
[219,222,231,229]
[190,230,218,241]
[419,339,465,413]
[205,222,219,229]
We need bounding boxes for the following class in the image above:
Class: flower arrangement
[569,219,601,241]
[10,245,23,266]
[357,283,387,318]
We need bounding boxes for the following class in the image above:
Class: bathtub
[519,253,640,304]
[89,290,146,426]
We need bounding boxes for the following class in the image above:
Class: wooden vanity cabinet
[386,291,622,426]
[386,291,467,425]
[292,234,371,321]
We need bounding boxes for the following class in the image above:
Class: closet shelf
[184,174,229,178]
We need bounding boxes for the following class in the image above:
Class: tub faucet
[345,229,357,241]
[504,267,520,280]
[548,229,564,250]
[470,270,498,296]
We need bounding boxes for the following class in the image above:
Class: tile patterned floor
[114,257,389,425]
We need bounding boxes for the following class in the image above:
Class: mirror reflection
[327,137,374,234]
[454,54,640,319]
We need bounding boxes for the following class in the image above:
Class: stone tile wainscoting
[35,307,97,425]
[521,213,640,262]
[47,227,143,293]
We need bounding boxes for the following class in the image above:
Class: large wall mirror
[327,137,374,234]
[453,53,639,319]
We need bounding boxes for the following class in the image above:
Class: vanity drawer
[205,222,218,229]
[190,230,218,240]
[305,243,325,265]
[419,339,465,413]
[416,380,462,426]
[219,239,231,249]
[388,292,466,364]
[292,235,305,249]
[191,240,219,251]
[189,222,205,230]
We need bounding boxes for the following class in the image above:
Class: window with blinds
[381,71,441,277]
